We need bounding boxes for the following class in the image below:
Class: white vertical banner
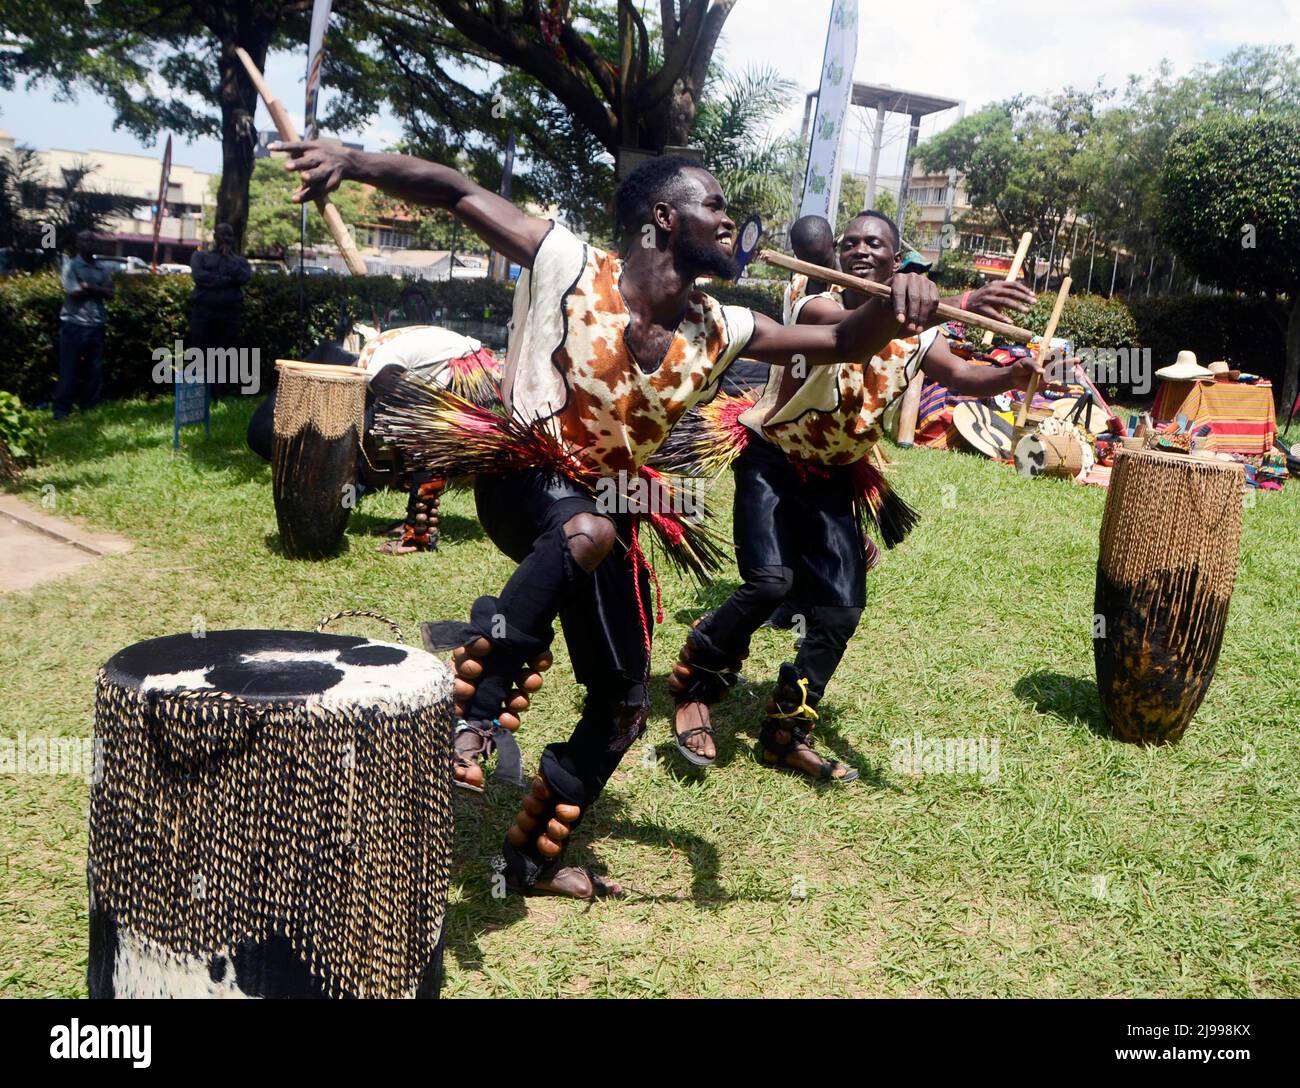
[304,0,334,141]
[799,0,858,223]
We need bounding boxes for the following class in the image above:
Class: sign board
[173,367,210,448]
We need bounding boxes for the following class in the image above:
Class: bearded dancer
[279,141,942,898]
[667,210,1040,778]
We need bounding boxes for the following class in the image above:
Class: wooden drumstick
[980,231,1033,347]
[1016,277,1072,427]
[759,250,1036,344]
[894,371,925,447]
[235,47,368,277]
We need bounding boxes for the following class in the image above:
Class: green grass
[2,396,1298,997]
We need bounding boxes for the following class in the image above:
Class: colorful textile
[1152,379,1277,456]
[502,221,755,475]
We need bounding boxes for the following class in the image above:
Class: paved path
[0,493,132,593]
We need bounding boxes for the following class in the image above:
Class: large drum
[1093,450,1245,745]
[272,360,368,559]
[88,629,453,998]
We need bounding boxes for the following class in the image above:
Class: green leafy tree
[915,88,1105,278]
[692,64,800,233]
[1161,112,1300,419]
[1077,46,1300,290]
[225,156,373,259]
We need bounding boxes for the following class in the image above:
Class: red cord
[627,519,664,654]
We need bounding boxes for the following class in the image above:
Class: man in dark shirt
[53,231,114,419]
[189,223,252,396]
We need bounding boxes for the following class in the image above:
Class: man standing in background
[53,230,114,420]
[189,223,251,397]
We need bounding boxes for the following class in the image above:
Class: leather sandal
[757,665,858,785]
[452,720,496,793]
[509,866,624,900]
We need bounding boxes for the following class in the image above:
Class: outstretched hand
[890,272,940,335]
[964,280,1037,320]
[271,140,351,203]
[1009,350,1077,392]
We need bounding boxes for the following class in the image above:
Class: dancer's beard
[675,231,740,281]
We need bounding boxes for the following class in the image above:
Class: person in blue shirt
[53,231,114,419]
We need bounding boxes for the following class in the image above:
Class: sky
[1,0,1297,181]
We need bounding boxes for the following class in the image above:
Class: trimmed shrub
[0,272,518,404]
[1126,295,1288,386]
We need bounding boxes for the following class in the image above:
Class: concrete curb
[0,493,133,558]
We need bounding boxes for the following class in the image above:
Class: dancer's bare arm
[923,337,1058,395]
[273,141,552,269]
[745,273,939,367]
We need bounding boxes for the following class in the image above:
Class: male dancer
[278,141,943,898]
[669,210,1041,778]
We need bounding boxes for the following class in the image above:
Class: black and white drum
[88,629,453,998]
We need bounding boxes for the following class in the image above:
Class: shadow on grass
[647,681,896,791]
[347,508,486,546]
[443,791,742,974]
[263,530,353,560]
[1014,669,1110,738]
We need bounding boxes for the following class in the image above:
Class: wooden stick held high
[1016,276,1072,427]
[980,231,1033,347]
[759,249,1037,344]
[235,47,367,276]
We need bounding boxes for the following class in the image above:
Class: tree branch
[433,0,618,149]
[643,0,708,104]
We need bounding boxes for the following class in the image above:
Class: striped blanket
[1153,379,1277,456]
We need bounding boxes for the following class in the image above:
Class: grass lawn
[2,395,1298,998]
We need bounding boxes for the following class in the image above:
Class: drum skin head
[103,629,439,708]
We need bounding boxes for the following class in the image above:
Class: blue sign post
[173,364,210,449]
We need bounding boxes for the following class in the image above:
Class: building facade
[0,131,216,264]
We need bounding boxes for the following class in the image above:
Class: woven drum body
[88,630,453,998]
[272,362,367,559]
[1092,450,1244,745]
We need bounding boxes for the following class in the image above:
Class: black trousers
[693,438,865,703]
[470,469,652,884]
[190,309,241,397]
[53,322,105,417]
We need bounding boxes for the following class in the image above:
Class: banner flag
[799,0,858,225]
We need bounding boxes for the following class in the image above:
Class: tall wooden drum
[88,629,454,998]
[272,360,367,559]
[1093,450,1245,745]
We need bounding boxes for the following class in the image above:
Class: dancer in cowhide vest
[279,137,943,898]
[666,210,1041,780]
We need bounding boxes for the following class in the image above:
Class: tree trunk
[215,31,271,251]
[1283,292,1300,430]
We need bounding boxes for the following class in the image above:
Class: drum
[272,360,367,559]
[1014,432,1086,479]
[87,629,454,998]
[1093,449,1245,745]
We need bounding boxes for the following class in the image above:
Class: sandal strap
[675,724,714,744]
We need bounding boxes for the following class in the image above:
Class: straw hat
[1207,360,1229,374]
[1155,350,1214,381]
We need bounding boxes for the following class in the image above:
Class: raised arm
[273,141,552,269]
[745,273,939,367]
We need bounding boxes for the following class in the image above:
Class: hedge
[0,272,519,405]
[1019,292,1287,399]
[1,271,1282,406]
